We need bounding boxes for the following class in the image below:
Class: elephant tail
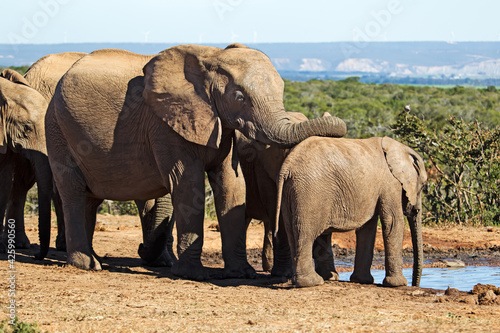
[274,166,288,237]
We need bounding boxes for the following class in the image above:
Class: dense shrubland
[9,63,497,226]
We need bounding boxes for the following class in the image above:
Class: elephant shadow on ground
[2,246,289,288]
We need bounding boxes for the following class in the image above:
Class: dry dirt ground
[1,215,500,332]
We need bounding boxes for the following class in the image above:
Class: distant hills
[2,42,500,86]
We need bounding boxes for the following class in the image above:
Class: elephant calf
[276,136,427,288]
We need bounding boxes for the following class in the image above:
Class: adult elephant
[276,136,427,288]
[236,111,338,281]
[0,69,52,259]
[25,51,175,266]
[46,44,347,280]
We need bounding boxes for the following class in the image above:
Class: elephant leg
[85,197,103,260]
[284,213,323,287]
[53,189,66,251]
[270,216,292,277]
[350,216,378,284]
[47,110,100,270]
[60,191,101,270]
[137,195,176,267]
[171,164,209,280]
[313,232,339,281]
[293,234,324,287]
[6,166,33,250]
[207,150,256,279]
[380,211,407,287]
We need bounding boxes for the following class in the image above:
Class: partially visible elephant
[237,111,339,280]
[25,52,88,102]
[276,136,427,288]
[46,44,347,280]
[0,69,52,259]
[18,52,88,253]
[25,51,176,266]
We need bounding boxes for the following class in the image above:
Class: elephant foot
[34,246,49,261]
[350,272,374,284]
[67,251,102,271]
[294,271,324,288]
[271,264,292,278]
[382,275,407,287]
[138,243,177,267]
[172,260,210,281]
[223,261,257,279]
[144,248,176,267]
[316,267,339,281]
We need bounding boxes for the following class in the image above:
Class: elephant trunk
[137,195,176,266]
[255,103,347,149]
[409,207,423,287]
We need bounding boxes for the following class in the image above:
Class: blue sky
[1,0,499,44]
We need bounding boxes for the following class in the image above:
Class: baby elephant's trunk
[409,208,423,287]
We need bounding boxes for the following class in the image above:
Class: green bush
[393,109,500,226]
[0,318,41,333]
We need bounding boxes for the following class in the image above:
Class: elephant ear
[0,69,31,152]
[143,45,222,149]
[0,75,11,154]
[382,137,427,206]
[1,69,30,87]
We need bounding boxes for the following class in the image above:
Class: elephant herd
[0,44,427,288]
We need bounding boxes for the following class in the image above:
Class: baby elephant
[276,136,427,288]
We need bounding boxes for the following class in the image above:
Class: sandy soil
[1,215,499,332]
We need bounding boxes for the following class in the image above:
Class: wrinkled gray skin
[0,69,52,259]
[236,111,338,280]
[276,136,427,288]
[23,52,175,266]
[46,44,347,280]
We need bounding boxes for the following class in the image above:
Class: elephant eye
[235,91,245,102]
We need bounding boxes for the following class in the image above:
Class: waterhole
[339,266,500,291]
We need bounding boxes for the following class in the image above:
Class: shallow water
[339,266,500,291]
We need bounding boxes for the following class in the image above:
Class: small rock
[471,283,499,295]
[445,286,460,296]
[486,227,494,232]
[478,290,497,305]
[247,320,256,325]
[411,290,425,296]
[439,259,466,267]
[459,295,478,305]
